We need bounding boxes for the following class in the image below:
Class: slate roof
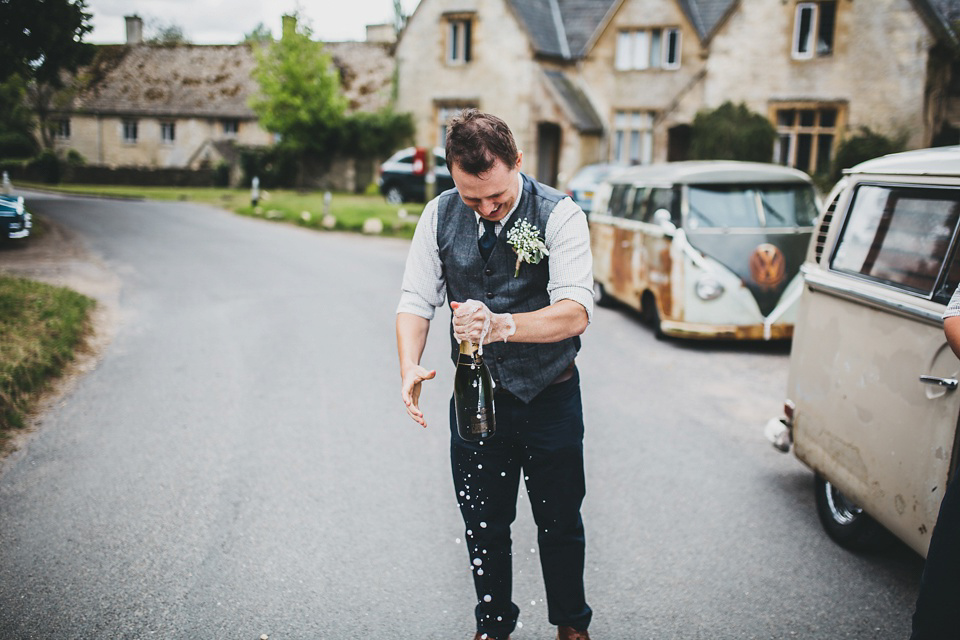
[912,0,960,47]
[507,0,736,59]
[66,41,393,119]
[543,70,604,133]
[676,0,737,42]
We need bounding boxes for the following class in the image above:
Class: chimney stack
[281,14,297,40]
[125,15,143,45]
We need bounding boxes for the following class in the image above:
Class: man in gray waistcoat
[396,109,595,640]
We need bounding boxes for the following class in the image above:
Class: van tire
[593,281,612,307]
[641,292,665,340]
[814,475,892,553]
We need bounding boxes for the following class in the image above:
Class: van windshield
[687,184,817,229]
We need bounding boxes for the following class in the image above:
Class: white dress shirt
[397,173,594,322]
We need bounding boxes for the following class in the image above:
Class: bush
[829,127,903,184]
[238,145,298,189]
[28,150,61,184]
[689,102,776,163]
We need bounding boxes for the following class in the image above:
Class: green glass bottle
[454,341,496,441]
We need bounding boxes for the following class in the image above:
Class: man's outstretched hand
[401,364,436,428]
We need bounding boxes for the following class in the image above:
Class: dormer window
[793,1,836,59]
[446,14,473,64]
[615,28,681,71]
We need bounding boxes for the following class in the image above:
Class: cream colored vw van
[767,146,960,556]
[590,161,819,340]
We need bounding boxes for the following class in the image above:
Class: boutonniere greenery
[506,219,549,278]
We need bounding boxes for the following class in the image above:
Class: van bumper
[659,320,793,341]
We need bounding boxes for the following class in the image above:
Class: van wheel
[814,475,892,553]
[593,281,612,307]
[384,185,404,204]
[641,292,665,340]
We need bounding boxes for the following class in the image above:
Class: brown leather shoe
[557,626,591,640]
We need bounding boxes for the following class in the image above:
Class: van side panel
[789,280,959,556]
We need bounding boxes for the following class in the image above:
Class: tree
[689,101,776,163]
[0,0,94,88]
[249,15,347,157]
[0,76,38,157]
[829,127,903,184]
[146,20,190,45]
[243,23,273,44]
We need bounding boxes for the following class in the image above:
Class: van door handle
[920,375,959,390]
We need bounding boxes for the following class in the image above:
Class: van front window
[688,184,817,229]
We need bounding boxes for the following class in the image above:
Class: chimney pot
[125,15,143,45]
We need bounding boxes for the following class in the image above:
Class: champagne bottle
[454,341,496,441]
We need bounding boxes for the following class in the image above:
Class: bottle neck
[458,341,479,356]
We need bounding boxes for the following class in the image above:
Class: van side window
[831,185,960,296]
[646,187,678,224]
[609,184,631,218]
[628,187,647,220]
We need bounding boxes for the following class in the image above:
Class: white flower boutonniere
[506,219,549,278]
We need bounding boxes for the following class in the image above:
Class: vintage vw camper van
[766,146,960,556]
[590,161,819,339]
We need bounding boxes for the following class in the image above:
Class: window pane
[688,186,759,229]
[450,22,459,61]
[633,31,650,69]
[464,20,472,61]
[833,185,960,295]
[613,131,624,164]
[777,133,792,165]
[759,185,819,227]
[820,109,837,128]
[799,110,815,127]
[817,1,836,56]
[648,188,677,224]
[777,110,795,127]
[629,130,640,164]
[650,29,662,69]
[640,130,653,165]
[630,187,648,220]
[615,32,632,70]
[816,134,833,174]
[664,29,680,66]
[795,5,815,55]
[796,133,812,172]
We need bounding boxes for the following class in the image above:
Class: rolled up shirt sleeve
[397,197,446,320]
[545,197,594,323]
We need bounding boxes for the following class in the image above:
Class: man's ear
[515,150,523,170]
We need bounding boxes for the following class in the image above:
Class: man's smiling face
[451,152,523,222]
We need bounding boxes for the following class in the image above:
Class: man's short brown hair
[445,109,519,176]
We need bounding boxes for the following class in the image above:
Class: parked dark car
[378,147,455,204]
[0,195,31,242]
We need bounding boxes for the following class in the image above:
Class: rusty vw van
[589,161,819,339]
[766,146,960,556]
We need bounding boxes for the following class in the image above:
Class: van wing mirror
[653,208,676,234]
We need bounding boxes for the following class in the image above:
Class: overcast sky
[84,0,421,44]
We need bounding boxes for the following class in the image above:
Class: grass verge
[18,183,423,239]
[0,274,95,442]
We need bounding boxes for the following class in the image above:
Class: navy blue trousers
[449,368,592,640]
[911,467,960,639]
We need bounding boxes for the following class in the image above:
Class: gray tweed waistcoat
[437,173,579,403]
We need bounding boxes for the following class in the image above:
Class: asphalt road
[0,194,924,639]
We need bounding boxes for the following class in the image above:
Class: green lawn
[0,275,94,440]
[18,183,425,239]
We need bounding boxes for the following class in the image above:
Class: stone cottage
[47,16,395,189]
[395,0,960,187]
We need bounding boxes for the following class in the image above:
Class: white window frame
[615,28,681,71]
[222,119,239,136]
[447,18,472,64]
[53,118,71,140]
[792,2,834,59]
[122,119,138,144]
[161,121,175,144]
[612,110,655,165]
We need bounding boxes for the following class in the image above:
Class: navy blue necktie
[478,219,497,262]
